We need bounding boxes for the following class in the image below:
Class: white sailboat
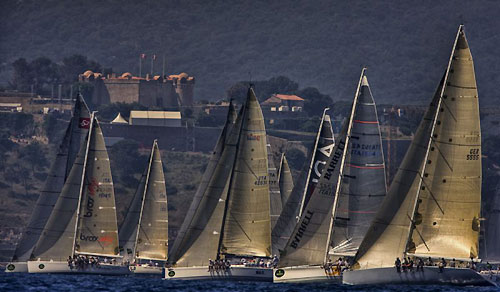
[277,153,294,208]
[27,113,128,275]
[6,95,90,273]
[119,140,168,275]
[343,25,495,287]
[166,88,273,281]
[274,68,386,283]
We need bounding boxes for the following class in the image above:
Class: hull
[343,267,496,286]
[165,266,273,282]
[480,270,500,285]
[5,262,28,273]
[27,261,131,275]
[273,266,342,283]
[129,264,163,275]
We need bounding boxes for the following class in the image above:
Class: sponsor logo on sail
[80,234,99,241]
[84,178,99,217]
[98,235,115,246]
[290,210,314,249]
[323,140,345,181]
[79,117,91,129]
[247,133,260,141]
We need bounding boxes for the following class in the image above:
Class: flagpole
[139,55,142,78]
[151,55,154,76]
[162,54,166,77]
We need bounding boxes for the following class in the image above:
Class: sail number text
[467,148,479,160]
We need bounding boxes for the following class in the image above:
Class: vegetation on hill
[1,0,498,105]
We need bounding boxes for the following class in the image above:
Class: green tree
[298,87,333,117]
[10,58,32,91]
[30,57,60,94]
[61,54,102,83]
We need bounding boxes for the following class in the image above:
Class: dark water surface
[1,272,498,291]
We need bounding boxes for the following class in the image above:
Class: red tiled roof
[274,94,304,101]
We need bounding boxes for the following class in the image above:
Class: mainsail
[220,88,271,257]
[119,141,168,261]
[272,110,334,256]
[354,26,481,269]
[13,95,90,261]
[168,103,240,266]
[277,153,294,207]
[299,110,335,217]
[278,70,365,267]
[330,75,387,257]
[74,115,120,257]
[269,144,283,229]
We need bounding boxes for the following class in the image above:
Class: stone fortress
[79,71,195,108]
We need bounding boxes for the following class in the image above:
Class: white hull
[165,266,273,281]
[273,266,341,283]
[27,261,131,275]
[129,264,163,275]
[343,267,496,286]
[5,262,28,273]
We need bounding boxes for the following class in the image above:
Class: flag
[140,53,146,59]
[152,54,157,60]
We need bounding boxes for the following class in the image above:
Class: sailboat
[6,95,90,273]
[271,108,334,256]
[274,68,387,283]
[343,26,494,286]
[165,88,273,281]
[119,140,168,275]
[27,113,128,275]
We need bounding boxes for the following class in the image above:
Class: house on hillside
[262,94,304,112]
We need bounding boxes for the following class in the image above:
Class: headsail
[278,153,294,207]
[299,109,335,217]
[13,95,90,261]
[74,115,119,257]
[220,88,271,257]
[269,143,283,229]
[278,70,365,267]
[134,141,168,260]
[168,103,240,266]
[354,26,481,269]
[330,75,387,257]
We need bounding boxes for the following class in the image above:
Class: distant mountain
[1,0,499,105]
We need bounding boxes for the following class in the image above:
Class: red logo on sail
[98,235,115,246]
[79,117,91,129]
[88,178,99,196]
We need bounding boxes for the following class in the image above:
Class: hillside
[1,0,499,105]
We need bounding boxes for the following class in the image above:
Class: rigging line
[431,139,453,172]
[228,211,252,242]
[407,214,430,252]
[416,175,445,215]
[440,99,457,123]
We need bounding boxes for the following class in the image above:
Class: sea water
[1,272,498,291]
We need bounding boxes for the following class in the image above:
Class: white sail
[269,144,282,229]
[12,96,90,261]
[330,75,387,257]
[354,26,481,269]
[74,115,120,257]
[279,70,365,267]
[168,104,240,266]
[220,88,271,257]
[133,141,168,261]
[278,153,294,207]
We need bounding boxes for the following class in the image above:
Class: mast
[132,140,157,262]
[71,111,95,257]
[216,92,247,260]
[403,26,463,257]
[299,108,329,217]
[323,68,365,264]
